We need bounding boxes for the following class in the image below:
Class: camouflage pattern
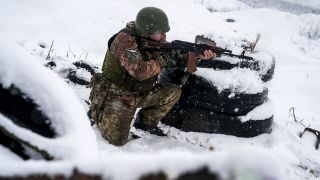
[104,21,164,82]
[89,21,187,146]
[89,73,181,146]
[102,21,170,93]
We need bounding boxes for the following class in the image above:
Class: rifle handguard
[187,52,197,74]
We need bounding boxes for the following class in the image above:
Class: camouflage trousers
[89,73,181,146]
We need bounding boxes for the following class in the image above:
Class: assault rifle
[140,38,253,60]
[140,38,253,73]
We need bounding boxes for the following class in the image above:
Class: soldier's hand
[199,50,216,60]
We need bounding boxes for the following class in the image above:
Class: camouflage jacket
[102,21,187,93]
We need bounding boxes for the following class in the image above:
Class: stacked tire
[0,39,98,161]
[46,60,98,87]
[0,84,55,160]
[160,53,275,137]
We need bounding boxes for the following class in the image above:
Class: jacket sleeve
[110,32,162,81]
[162,50,188,68]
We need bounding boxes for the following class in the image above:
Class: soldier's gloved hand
[199,50,216,60]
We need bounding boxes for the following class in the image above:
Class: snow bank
[0,35,98,160]
[195,67,265,94]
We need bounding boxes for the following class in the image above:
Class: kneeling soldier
[89,7,215,146]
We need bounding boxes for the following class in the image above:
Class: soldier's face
[149,33,166,42]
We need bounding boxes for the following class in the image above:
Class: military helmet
[135,7,170,37]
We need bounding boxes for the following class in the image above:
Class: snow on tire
[197,54,275,83]
[66,61,98,87]
[45,59,98,87]
[0,36,98,161]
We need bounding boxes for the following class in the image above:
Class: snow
[195,67,265,94]
[0,145,22,162]
[237,0,320,14]
[240,100,274,122]
[279,0,320,8]
[194,0,250,12]
[1,0,320,179]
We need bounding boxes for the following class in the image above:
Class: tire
[0,84,56,160]
[0,130,31,160]
[73,60,97,75]
[67,69,90,86]
[181,75,268,115]
[159,57,275,87]
[0,39,98,162]
[261,58,275,82]
[197,59,259,71]
[45,60,96,87]
[162,105,273,137]
[0,84,55,138]
[65,61,98,87]
[197,57,275,82]
[159,53,274,136]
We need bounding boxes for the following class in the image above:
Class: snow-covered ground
[0,0,320,179]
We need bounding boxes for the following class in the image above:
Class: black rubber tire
[65,61,98,87]
[160,57,275,87]
[197,57,275,82]
[180,75,268,115]
[45,60,96,87]
[162,105,273,137]
[66,69,90,86]
[73,61,97,75]
[197,58,259,70]
[0,130,30,160]
[160,55,274,136]
[261,59,275,82]
[0,83,56,159]
[0,84,55,138]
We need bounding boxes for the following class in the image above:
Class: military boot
[133,116,167,136]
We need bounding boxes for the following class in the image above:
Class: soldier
[89,7,216,146]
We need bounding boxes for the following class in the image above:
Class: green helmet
[135,7,170,37]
